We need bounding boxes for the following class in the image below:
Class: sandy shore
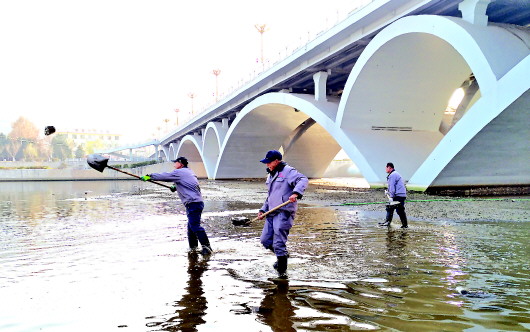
[208,178,530,223]
[305,178,530,223]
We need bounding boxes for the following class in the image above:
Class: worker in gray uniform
[379,162,408,228]
[257,150,308,279]
[141,156,213,255]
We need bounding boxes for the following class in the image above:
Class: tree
[75,144,86,159]
[4,138,21,161]
[0,133,9,161]
[0,133,10,160]
[8,117,39,142]
[51,134,73,160]
[85,140,105,155]
[7,117,40,161]
[23,143,39,161]
[0,133,7,145]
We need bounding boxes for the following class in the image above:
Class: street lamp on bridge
[174,108,180,126]
[255,24,267,71]
[188,93,195,116]
[212,69,221,101]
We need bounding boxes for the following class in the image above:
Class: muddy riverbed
[1,179,529,331]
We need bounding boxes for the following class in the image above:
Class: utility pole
[212,69,221,101]
[255,24,267,71]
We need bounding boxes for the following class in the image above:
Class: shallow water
[1,181,529,331]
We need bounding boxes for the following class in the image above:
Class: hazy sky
[0,0,368,143]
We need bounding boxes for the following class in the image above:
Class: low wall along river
[0,160,360,182]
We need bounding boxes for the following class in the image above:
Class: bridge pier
[313,71,330,102]
[458,0,492,26]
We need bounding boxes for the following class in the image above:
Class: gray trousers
[260,210,294,257]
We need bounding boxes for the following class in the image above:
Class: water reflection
[1,181,529,331]
[147,253,209,331]
[257,283,296,332]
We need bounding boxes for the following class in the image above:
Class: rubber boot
[380,205,393,226]
[276,256,288,279]
[378,220,391,227]
[273,251,289,270]
[400,217,408,229]
[188,227,199,251]
[196,231,213,255]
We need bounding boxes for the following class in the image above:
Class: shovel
[385,190,401,206]
[87,154,176,192]
[232,201,291,225]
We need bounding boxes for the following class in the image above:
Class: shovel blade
[87,154,109,173]
[231,217,250,226]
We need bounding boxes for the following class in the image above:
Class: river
[1,180,529,331]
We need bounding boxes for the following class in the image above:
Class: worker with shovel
[258,150,308,279]
[140,157,213,256]
[379,162,408,228]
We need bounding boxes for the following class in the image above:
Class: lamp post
[188,93,195,115]
[174,108,180,126]
[212,69,221,101]
[255,24,267,71]
[163,118,170,133]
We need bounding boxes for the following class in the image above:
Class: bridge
[99,0,530,191]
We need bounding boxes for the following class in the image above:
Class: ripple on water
[1,181,529,332]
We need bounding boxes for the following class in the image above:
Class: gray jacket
[261,163,308,214]
[149,168,203,205]
[387,170,407,198]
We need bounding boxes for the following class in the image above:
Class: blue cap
[260,150,282,163]
[171,156,188,166]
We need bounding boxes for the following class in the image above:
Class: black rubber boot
[273,251,289,270]
[188,232,199,250]
[276,256,288,279]
[201,245,213,255]
[196,231,212,255]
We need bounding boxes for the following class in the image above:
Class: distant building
[57,128,122,148]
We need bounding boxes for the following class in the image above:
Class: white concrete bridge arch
[214,92,346,179]
[338,14,529,189]
[125,7,528,191]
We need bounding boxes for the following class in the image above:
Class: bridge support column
[313,71,329,102]
[154,144,160,161]
[458,0,491,26]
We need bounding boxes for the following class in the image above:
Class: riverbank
[309,180,530,223]
[0,161,170,181]
[202,179,530,223]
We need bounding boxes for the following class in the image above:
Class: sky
[0,0,369,143]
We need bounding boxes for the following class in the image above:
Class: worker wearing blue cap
[257,150,308,279]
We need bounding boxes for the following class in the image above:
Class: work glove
[140,175,151,181]
[170,185,176,192]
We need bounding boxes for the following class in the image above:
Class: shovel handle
[251,200,291,222]
[107,166,175,191]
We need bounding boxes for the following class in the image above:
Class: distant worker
[141,157,213,255]
[379,162,408,228]
[257,150,308,279]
